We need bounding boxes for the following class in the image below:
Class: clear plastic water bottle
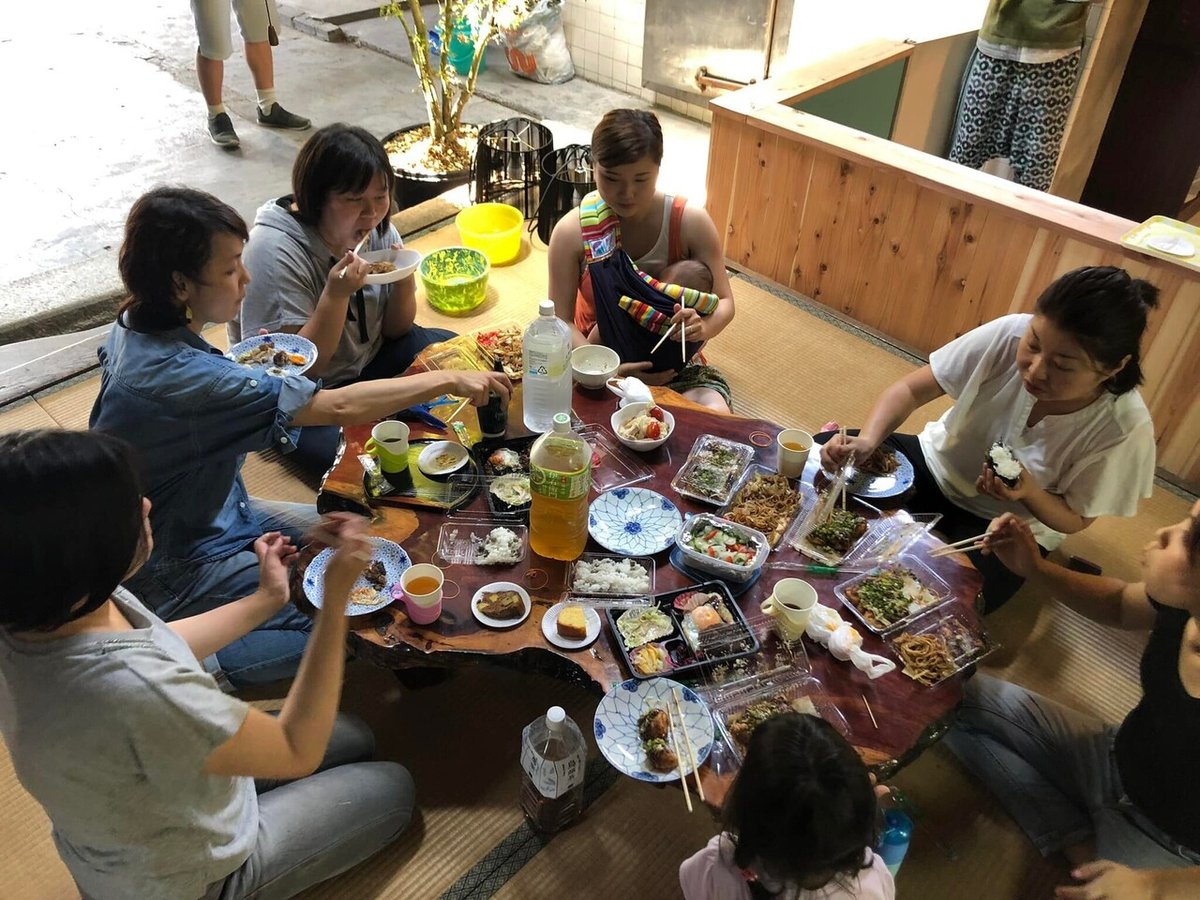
[522,299,573,433]
[876,808,913,877]
[520,706,587,834]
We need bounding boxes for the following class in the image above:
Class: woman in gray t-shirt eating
[0,430,413,900]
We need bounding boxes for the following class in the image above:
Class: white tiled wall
[559,0,713,124]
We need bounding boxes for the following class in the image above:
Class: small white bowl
[611,401,674,452]
[571,345,620,389]
[362,248,422,285]
[416,440,469,476]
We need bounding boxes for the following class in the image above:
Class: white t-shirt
[918,314,1156,550]
[680,835,895,900]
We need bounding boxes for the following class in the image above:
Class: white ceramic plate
[470,581,531,628]
[541,601,602,650]
[588,487,682,556]
[363,248,422,284]
[416,440,470,476]
[593,677,715,783]
[226,332,317,377]
[303,536,410,615]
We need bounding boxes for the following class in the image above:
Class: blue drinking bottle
[876,809,913,877]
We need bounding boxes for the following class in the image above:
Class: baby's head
[660,259,713,293]
[722,713,878,892]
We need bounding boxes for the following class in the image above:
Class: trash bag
[502,1,574,85]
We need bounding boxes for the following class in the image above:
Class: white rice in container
[573,557,651,594]
[474,527,522,565]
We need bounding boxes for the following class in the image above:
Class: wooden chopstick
[338,233,371,280]
[838,427,849,512]
[937,530,995,551]
[667,705,693,813]
[672,688,705,802]
[651,320,678,354]
[862,694,878,729]
[928,537,1009,558]
[680,312,688,367]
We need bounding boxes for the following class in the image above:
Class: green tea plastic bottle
[528,412,590,560]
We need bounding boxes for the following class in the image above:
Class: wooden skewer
[667,706,693,813]
[862,694,878,729]
[672,688,705,802]
[651,320,678,354]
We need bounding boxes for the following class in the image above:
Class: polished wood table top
[317,377,983,793]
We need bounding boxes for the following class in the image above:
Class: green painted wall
[790,59,907,139]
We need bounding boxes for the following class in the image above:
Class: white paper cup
[777,428,813,479]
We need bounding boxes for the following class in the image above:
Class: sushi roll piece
[987,442,1023,487]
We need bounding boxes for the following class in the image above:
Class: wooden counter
[706,45,1200,488]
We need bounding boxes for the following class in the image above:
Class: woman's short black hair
[292,123,396,230]
[591,109,664,168]
[117,186,248,333]
[0,430,146,633]
[721,713,878,894]
[1034,266,1159,395]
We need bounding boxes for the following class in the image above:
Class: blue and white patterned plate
[303,536,411,615]
[594,677,715,782]
[226,332,318,377]
[589,488,682,556]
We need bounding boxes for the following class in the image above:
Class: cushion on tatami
[0,226,1193,900]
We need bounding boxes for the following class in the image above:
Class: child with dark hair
[680,714,894,899]
[91,186,509,688]
[548,108,736,412]
[0,430,414,900]
[821,265,1159,612]
[231,123,456,471]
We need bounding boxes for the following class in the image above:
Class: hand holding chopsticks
[650,320,678,355]
[338,233,371,280]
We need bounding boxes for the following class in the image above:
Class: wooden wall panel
[707,112,1200,486]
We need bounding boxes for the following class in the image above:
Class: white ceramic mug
[777,428,813,479]
[760,578,818,641]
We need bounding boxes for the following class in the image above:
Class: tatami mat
[0,222,1194,900]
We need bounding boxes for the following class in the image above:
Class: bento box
[606,581,761,680]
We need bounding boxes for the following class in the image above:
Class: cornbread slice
[556,605,588,639]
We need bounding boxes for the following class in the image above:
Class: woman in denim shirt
[90,186,509,689]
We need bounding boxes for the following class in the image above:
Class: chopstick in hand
[928,537,1010,558]
[651,320,678,354]
[338,233,371,280]
[672,688,705,802]
[667,706,693,813]
[681,313,688,368]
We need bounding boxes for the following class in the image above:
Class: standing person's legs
[1010,53,1080,192]
[206,714,417,900]
[231,0,310,129]
[192,0,241,147]
[949,50,1015,170]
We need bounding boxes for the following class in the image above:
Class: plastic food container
[711,670,849,765]
[834,555,953,634]
[420,246,490,315]
[670,434,757,506]
[566,552,655,597]
[675,513,770,583]
[718,464,813,550]
[455,203,523,265]
[884,604,996,687]
[436,521,528,566]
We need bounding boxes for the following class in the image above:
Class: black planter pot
[383,124,473,210]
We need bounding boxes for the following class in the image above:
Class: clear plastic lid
[884,603,997,687]
[566,552,655,597]
[717,464,814,550]
[786,498,940,568]
[577,424,653,494]
[670,434,757,506]
[436,520,528,567]
[833,554,953,634]
[445,472,530,520]
[674,513,771,584]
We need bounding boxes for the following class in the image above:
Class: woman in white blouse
[821,266,1158,612]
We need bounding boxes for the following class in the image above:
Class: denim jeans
[943,675,1200,868]
[203,713,416,900]
[134,499,323,689]
[293,326,457,475]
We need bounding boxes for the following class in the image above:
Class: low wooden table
[317,371,983,799]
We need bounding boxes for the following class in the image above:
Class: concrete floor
[0,0,711,345]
